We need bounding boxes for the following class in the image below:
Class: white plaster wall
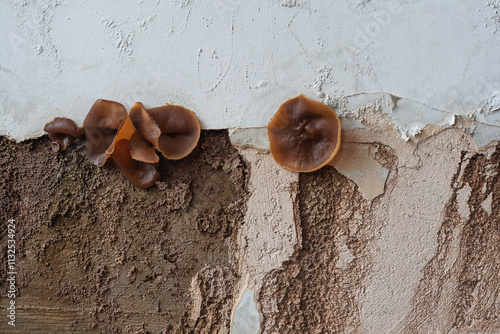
[1,0,499,141]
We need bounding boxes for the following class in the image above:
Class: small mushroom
[267,94,341,172]
[83,99,135,167]
[128,130,160,164]
[47,99,201,189]
[129,102,160,163]
[112,139,160,188]
[146,104,201,160]
[43,117,83,153]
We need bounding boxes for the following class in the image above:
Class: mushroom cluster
[44,99,201,188]
[267,94,341,172]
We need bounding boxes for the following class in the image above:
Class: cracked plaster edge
[228,95,498,203]
[230,96,498,147]
[5,91,500,144]
[228,92,499,151]
[227,98,499,333]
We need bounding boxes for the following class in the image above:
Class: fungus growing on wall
[267,94,341,172]
[129,102,161,163]
[44,99,202,189]
[83,99,134,167]
[147,104,201,160]
[111,139,160,188]
[43,117,83,153]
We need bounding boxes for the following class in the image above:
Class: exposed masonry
[259,166,375,333]
[1,125,500,333]
[0,131,249,333]
[399,144,500,333]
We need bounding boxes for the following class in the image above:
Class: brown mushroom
[128,131,161,164]
[111,139,160,188]
[267,94,341,172]
[43,117,83,153]
[129,102,160,163]
[83,99,135,167]
[130,102,161,146]
[146,104,201,160]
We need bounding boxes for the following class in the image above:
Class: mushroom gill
[43,117,83,153]
[267,94,341,172]
[146,104,201,160]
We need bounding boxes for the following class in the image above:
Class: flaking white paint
[1,0,500,141]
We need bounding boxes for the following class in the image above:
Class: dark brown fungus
[129,102,160,163]
[48,99,200,189]
[267,94,341,172]
[43,117,83,153]
[83,99,135,167]
[128,130,160,164]
[111,139,160,188]
[130,102,161,146]
[146,104,201,160]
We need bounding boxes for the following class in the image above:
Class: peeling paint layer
[360,129,475,333]
[398,143,500,333]
[1,1,500,140]
[259,166,374,333]
[235,148,298,289]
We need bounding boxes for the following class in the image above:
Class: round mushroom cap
[146,104,201,160]
[43,117,83,153]
[267,94,341,172]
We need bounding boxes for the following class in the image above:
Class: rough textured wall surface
[1,1,499,140]
[259,166,375,333]
[400,146,500,333]
[1,102,499,333]
[0,131,249,333]
[1,1,500,333]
